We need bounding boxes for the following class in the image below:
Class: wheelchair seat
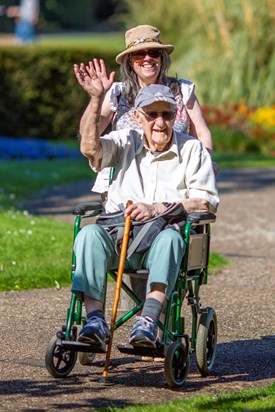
[45,201,217,388]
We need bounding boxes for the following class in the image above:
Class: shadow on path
[1,336,274,409]
[216,168,275,193]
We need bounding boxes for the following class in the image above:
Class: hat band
[126,37,162,49]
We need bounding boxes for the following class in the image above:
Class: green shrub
[210,126,267,154]
[0,46,120,139]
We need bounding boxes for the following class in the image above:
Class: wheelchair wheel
[164,341,190,388]
[45,336,77,378]
[78,352,96,366]
[196,307,217,376]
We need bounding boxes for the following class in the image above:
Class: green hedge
[0,46,120,140]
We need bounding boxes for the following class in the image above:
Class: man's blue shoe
[129,316,158,348]
[78,316,110,351]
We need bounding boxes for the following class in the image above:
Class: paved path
[1,169,275,411]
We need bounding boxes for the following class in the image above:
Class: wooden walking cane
[101,200,133,381]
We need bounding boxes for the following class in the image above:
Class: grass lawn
[213,152,275,168]
[0,32,124,51]
[0,157,94,291]
[0,210,73,291]
[0,157,93,208]
[103,383,275,412]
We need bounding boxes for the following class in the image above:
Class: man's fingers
[86,65,97,79]
[109,71,116,83]
[98,59,107,76]
[93,58,101,73]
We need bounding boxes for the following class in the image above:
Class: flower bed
[202,104,275,155]
[0,137,81,160]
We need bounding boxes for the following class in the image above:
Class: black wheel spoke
[45,336,77,378]
[164,341,189,388]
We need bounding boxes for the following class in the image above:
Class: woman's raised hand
[74,58,115,97]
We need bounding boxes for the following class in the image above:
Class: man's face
[135,101,176,152]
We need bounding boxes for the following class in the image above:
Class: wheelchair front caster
[45,335,77,378]
[196,307,217,376]
[164,341,190,388]
[79,352,96,366]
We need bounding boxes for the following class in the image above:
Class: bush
[0,46,119,139]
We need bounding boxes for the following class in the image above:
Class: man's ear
[134,109,142,126]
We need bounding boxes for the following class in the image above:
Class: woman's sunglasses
[131,49,163,62]
[139,109,176,121]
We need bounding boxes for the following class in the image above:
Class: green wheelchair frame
[45,201,217,388]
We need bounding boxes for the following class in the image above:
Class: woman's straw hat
[115,25,174,64]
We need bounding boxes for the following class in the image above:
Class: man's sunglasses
[131,49,163,62]
[139,109,176,121]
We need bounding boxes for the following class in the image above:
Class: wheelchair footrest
[60,340,106,353]
[117,343,165,358]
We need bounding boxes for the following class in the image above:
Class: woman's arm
[185,93,213,155]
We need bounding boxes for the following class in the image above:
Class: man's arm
[78,69,106,170]
[74,59,115,137]
[124,198,210,222]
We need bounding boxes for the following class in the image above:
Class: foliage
[102,383,275,411]
[0,45,120,139]
[39,0,98,32]
[0,0,118,32]
[119,0,275,107]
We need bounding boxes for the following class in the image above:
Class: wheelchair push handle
[102,200,133,381]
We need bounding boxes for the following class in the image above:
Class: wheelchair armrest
[187,212,216,224]
[73,201,105,216]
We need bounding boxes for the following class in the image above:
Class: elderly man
[72,77,219,350]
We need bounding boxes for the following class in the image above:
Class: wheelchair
[45,200,217,388]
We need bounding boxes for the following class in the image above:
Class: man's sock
[86,309,104,320]
[141,298,163,324]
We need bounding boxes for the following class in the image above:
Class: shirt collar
[141,131,179,158]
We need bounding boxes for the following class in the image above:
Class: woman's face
[129,49,162,87]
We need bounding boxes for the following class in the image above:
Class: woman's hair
[119,50,177,105]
